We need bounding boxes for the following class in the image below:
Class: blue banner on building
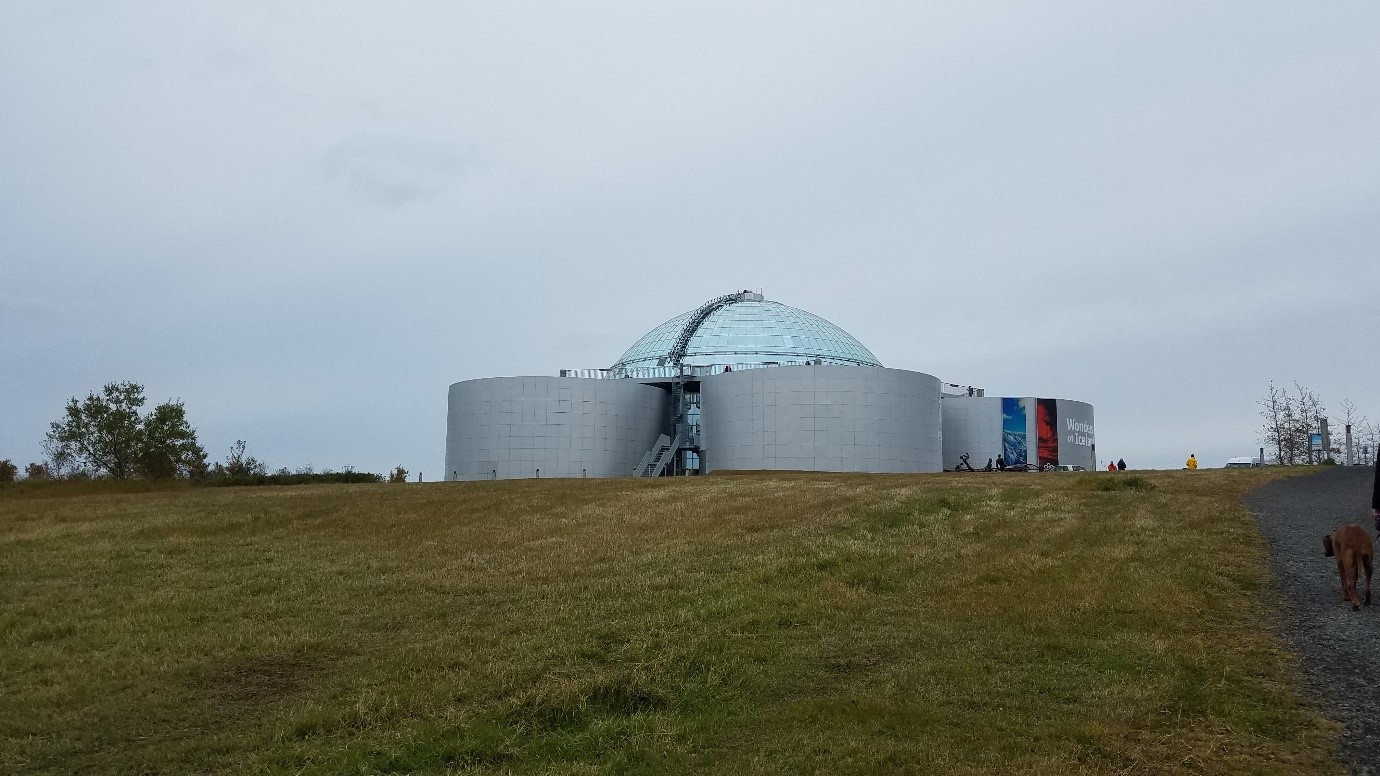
[1002,397,1027,466]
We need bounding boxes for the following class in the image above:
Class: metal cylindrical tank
[699,365,942,473]
[445,376,668,480]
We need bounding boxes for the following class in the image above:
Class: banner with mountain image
[1001,397,1027,467]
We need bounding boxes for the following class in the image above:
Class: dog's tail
[1324,534,1335,557]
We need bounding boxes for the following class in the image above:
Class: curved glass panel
[611,299,882,371]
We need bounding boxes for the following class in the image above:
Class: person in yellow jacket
[1186,453,1198,470]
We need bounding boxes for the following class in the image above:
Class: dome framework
[611,291,882,373]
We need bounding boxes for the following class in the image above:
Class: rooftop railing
[556,364,984,397]
[941,383,986,397]
[558,360,853,380]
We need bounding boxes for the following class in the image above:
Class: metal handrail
[667,293,746,367]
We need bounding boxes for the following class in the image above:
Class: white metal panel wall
[445,376,668,480]
[699,365,942,473]
[940,396,1004,470]
[1055,399,1096,470]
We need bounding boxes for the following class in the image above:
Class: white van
[1225,456,1258,468]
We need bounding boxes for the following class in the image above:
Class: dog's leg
[1365,550,1373,606]
[1338,551,1359,610]
[1339,558,1351,602]
[1346,551,1362,611]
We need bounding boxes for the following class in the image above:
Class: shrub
[1082,475,1156,492]
[201,471,384,487]
[223,440,266,477]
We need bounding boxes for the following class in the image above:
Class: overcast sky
[3,2,1377,475]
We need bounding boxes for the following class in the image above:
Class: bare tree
[1356,418,1380,466]
[1258,382,1331,465]
[1259,382,1289,464]
[1337,399,1366,464]
[1293,382,1328,463]
[1340,398,1360,426]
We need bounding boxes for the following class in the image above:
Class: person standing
[1186,453,1198,470]
[1372,454,1379,531]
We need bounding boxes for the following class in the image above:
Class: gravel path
[1245,466,1379,774]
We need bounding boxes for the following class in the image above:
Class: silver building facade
[700,365,941,473]
[444,291,1094,479]
[445,376,667,481]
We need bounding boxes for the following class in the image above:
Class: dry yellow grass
[0,468,1338,774]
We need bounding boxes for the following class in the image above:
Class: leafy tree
[44,381,143,479]
[140,400,208,479]
[44,382,207,480]
[0,459,16,483]
[24,462,49,480]
[389,466,408,483]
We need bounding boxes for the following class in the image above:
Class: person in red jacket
[1107,461,1117,471]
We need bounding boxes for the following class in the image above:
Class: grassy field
[0,468,1339,775]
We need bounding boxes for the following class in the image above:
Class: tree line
[1258,382,1377,465]
[0,381,409,486]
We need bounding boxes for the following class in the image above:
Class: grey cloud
[0,293,63,317]
[321,136,477,207]
[1,2,1377,475]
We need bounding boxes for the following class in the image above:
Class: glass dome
[611,295,882,371]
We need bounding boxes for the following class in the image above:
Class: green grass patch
[0,468,1337,774]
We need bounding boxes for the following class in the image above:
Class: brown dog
[1323,524,1373,611]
